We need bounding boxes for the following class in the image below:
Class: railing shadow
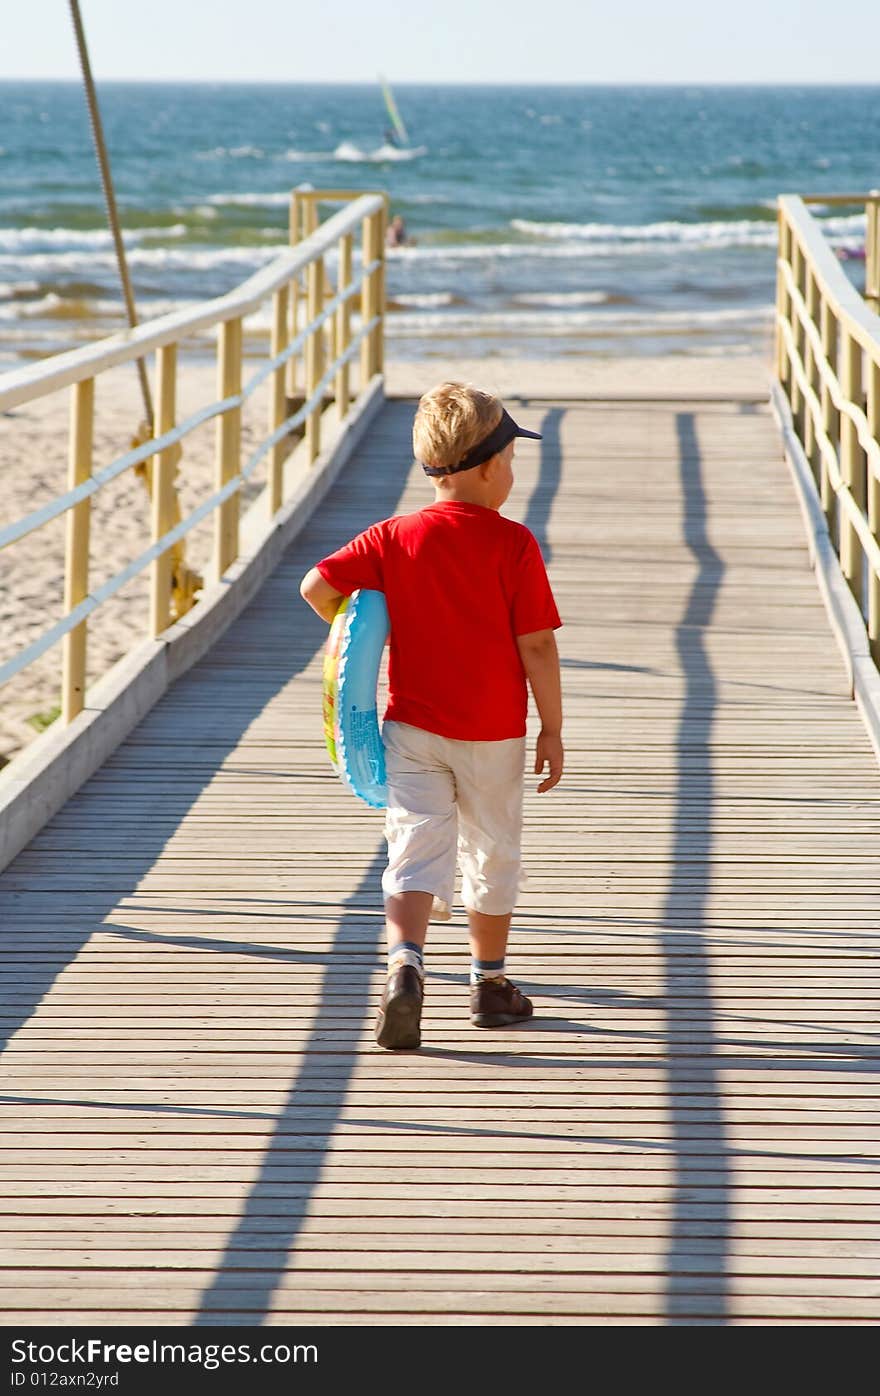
[522,407,564,561]
[193,846,386,1323]
[663,411,730,1322]
[0,403,415,1267]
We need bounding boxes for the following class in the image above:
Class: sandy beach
[0,350,771,770]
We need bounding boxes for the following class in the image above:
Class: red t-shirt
[316,500,562,740]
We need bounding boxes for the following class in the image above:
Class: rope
[67,0,154,431]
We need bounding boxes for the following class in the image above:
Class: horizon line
[2,76,880,88]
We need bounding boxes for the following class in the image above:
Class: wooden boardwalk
[0,392,878,1325]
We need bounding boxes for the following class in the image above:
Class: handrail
[775,192,880,664]
[0,263,377,554]
[778,195,880,355]
[0,193,384,413]
[0,188,387,739]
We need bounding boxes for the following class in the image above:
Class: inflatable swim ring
[323,589,389,808]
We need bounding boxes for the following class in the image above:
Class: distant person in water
[386,215,413,248]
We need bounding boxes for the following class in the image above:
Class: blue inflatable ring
[322,589,389,809]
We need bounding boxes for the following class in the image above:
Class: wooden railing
[776,192,880,662]
[0,190,387,727]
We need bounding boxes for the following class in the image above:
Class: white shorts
[381,720,526,920]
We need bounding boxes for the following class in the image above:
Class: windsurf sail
[379,75,410,147]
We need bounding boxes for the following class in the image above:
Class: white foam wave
[204,190,292,207]
[0,226,145,253]
[513,291,610,307]
[0,293,67,321]
[392,292,456,308]
[282,148,335,162]
[199,144,265,160]
[0,223,191,255]
[333,141,427,163]
[510,213,866,249]
[0,280,39,301]
[0,243,282,278]
[387,305,771,337]
[0,292,199,323]
[391,240,681,264]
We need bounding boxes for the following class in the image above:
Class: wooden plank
[1,394,879,1325]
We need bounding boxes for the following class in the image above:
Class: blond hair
[412,381,503,469]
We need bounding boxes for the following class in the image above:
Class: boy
[300,382,563,1050]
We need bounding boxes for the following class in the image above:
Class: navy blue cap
[421,407,542,477]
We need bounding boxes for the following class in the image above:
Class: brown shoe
[375,964,423,1049]
[471,976,533,1028]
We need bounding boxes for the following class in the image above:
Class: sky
[4,0,880,84]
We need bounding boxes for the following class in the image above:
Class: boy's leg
[466,907,532,1026]
[467,910,512,965]
[377,723,457,1050]
[385,890,434,952]
[455,737,533,1028]
[376,891,433,1051]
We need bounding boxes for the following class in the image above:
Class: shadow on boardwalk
[0,404,414,1198]
[193,402,568,1321]
[523,406,563,562]
[663,412,730,1320]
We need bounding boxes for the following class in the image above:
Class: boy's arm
[300,567,345,624]
[516,628,563,793]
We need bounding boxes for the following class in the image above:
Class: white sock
[388,941,424,978]
[470,956,505,987]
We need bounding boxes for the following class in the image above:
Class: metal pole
[67,0,154,431]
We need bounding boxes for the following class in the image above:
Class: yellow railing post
[776,210,791,394]
[336,232,353,419]
[804,268,819,477]
[305,255,325,464]
[61,377,94,724]
[840,332,865,605]
[287,190,302,398]
[868,360,880,663]
[791,239,804,430]
[866,195,880,315]
[149,343,178,637]
[214,317,242,579]
[375,201,387,374]
[360,213,378,389]
[819,300,838,522]
[269,284,289,515]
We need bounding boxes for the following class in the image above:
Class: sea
[0,82,877,366]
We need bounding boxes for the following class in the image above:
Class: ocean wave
[0,280,40,301]
[333,141,427,163]
[510,213,865,248]
[282,148,336,162]
[391,292,458,309]
[0,243,282,277]
[0,226,145,253]
[0,292,197,323]
[386,305,772,337]
[513,291,611,307]
[204,191,292,207]
[0,224,191,254]
[391,239,748,263]
[0,293,103,322]
[392,242,614,264]
[197,145,266,160]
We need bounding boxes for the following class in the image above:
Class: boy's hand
[534,730,564,793]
